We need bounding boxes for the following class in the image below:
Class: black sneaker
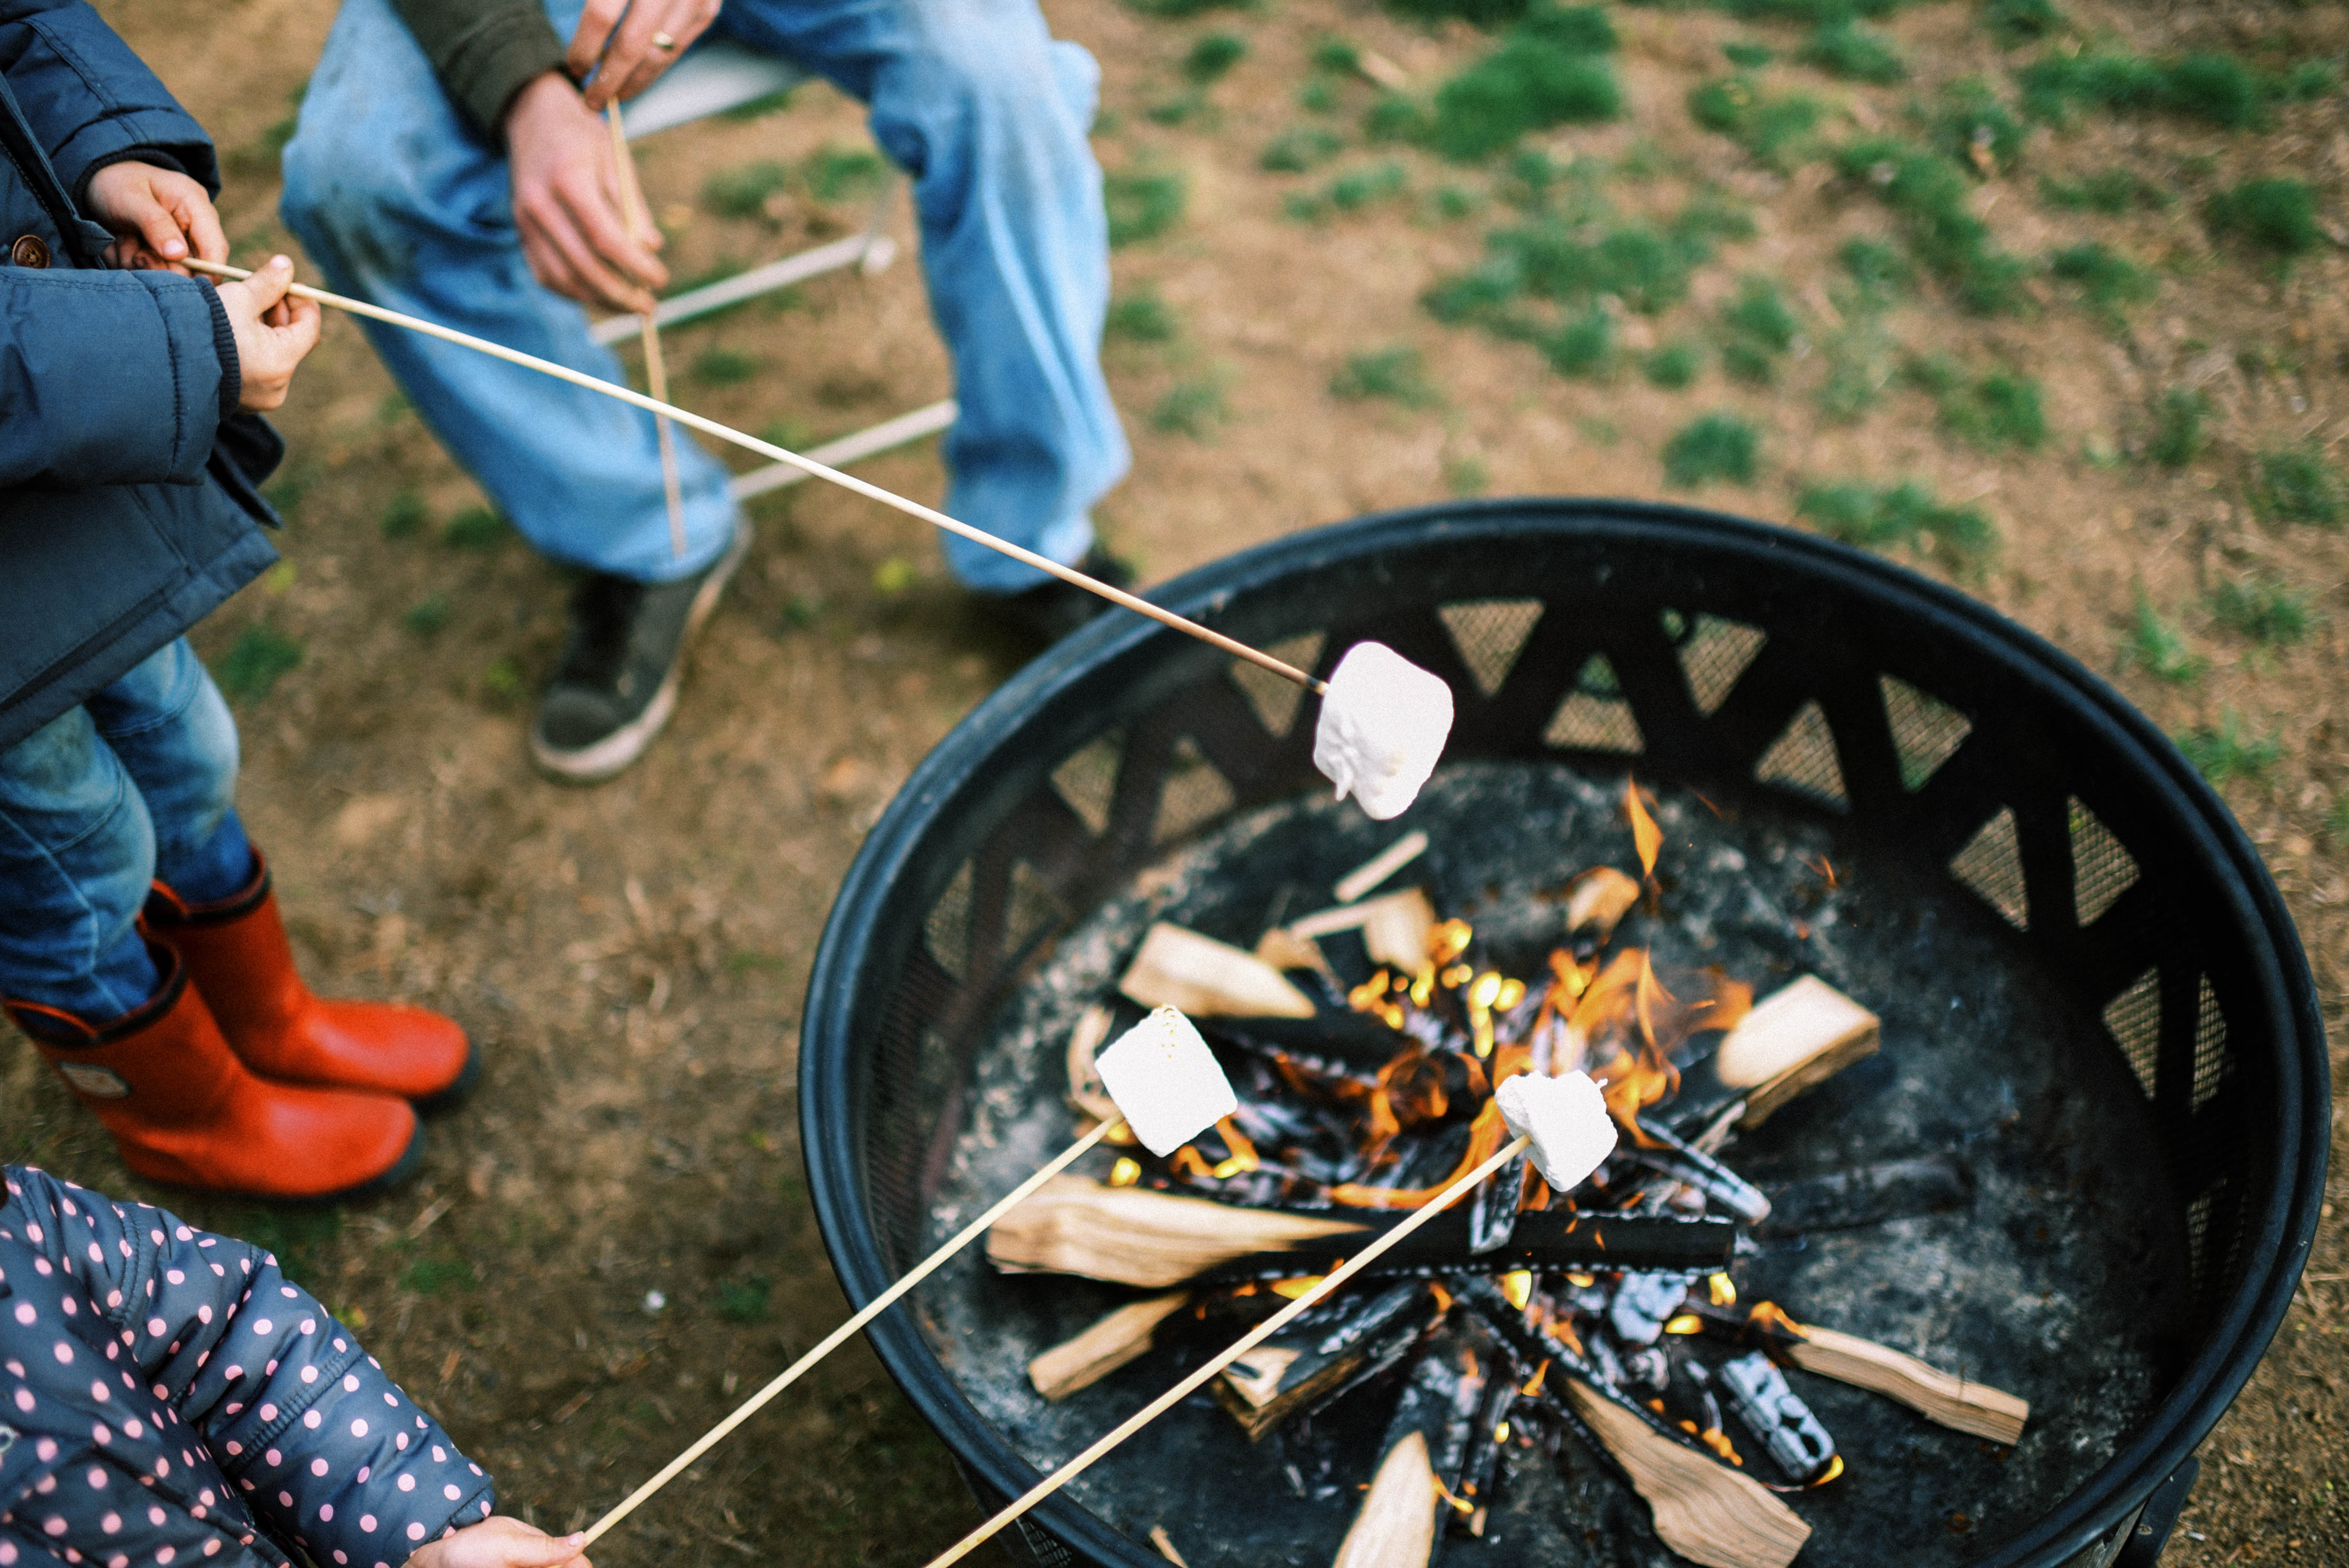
[530,523,750,782]
[990,547,1137,648]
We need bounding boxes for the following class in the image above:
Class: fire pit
[800,500,2325,1568]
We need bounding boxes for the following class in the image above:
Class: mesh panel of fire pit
[801,501,2326,1568]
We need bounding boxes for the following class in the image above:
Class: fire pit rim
[800,496,2327,1568]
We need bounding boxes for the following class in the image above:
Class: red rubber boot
[146,850,476,1109]
[5,943,422,1200]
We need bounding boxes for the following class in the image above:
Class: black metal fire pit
[800,500,2326,1568]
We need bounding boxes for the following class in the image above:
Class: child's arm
[2,1167,498,1565]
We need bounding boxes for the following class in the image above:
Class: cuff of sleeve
[203,283,241,425]
[445,11,569,139]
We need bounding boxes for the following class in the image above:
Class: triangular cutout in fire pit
[1754,700,1849,808]
[2068,798,2141,928]
[1543,654,1644,754]
[1437,598,1544,697]
[1673,611,1768,715]
[2101,967,2161,1100]
[1878,675,1972,792]
[1153,737,1239,846]
[1949,806,2030,930]
[1225,633,1325,738]
[1051,732,1124,837]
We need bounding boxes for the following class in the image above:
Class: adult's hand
[505,71,667,314]
[566,0,721,112]
[85,160,226,274]
[214,255,323,412]
[403,1517,591,1568]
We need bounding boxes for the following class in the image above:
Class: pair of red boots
[4,852,471,1201]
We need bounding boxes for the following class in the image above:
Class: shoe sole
[530,521,753,784]
[412,1034,481,1117]
[125,1119,428,1207]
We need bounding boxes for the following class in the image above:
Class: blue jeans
[280,0,1128,592]
[0,641,255,1019]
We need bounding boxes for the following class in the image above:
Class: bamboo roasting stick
[922,1133,1537,1568]
[178,257,1327,695]
[571,1117,1121,1548]
[603,100,687,561]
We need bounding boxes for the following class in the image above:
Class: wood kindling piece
[1712,975,1880,1127]
[984,1176,1737,1288]
[1331,1430,1439,1568]
[562,1116,1121,1548]
[923,1134,1538,1568]
[1119,923,1318,1019]
[176,257,1328,697]
[1781,1326,2030,1446]
[603,100,686,560]
[1283,887,1437,972]
[1027,1290,1192,1402]
[1563,1383,1811,1568]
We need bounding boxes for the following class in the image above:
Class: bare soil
[8,0,2347,1563]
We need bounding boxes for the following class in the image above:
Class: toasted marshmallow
[1495,1069,1617,1193]
[1094,1006,1240,1157]
[1312,642,1455,821]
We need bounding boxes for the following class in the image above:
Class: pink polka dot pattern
[0,1167,497,1568]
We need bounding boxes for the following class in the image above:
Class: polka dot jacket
[0,1167,495,1568]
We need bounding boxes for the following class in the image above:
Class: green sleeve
[390,0,567,138]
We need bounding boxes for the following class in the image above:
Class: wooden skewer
[921,1133,1536,1568]
[571,1117,1119,1548]
[603,100,688,561]
[181,257,1326,695]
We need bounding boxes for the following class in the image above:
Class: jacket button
[11,234,50,268]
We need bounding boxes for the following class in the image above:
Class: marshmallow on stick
[1495,1069,1618,1192]
[1313,642,1456,821]
[1094,1006,1240,1157]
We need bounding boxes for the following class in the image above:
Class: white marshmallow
[1094,1006,1240,1157]
[1494,1069,1618,1193]
[1312,642,1456,821]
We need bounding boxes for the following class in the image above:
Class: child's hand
[403,1517,591,1568]
[84,160,226,275]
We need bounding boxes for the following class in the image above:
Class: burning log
[986,1177,1738,1288]
[1215,1281,1438,1440]
[1562,1383,1810,1568]
[1027,1291,1192,1402]
[1327,1338,1491,1567]
[1331,1431,1438,1568]
[1121,923,1317,1019]
[1284,887,1439,972]
[1754,1153,1972,1237]
[1691,1302,2030,1445]
[1560,866,1642,941]
[1334,830,1429,903]
[1717,1351,1837,1482]
[1670,975,1880,1134]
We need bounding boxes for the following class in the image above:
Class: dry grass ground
[6,0,2347,1561]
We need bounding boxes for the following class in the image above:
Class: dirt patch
[6,0,2346,1563]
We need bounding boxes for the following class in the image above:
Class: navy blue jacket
[0,1166,497,1568]
[0,0,283,755]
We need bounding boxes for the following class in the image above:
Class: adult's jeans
[281,0,1128,592]
[0,640,254,1019]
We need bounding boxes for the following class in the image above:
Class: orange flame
[1328,1099,1510,1209]
[1169,1146,1214,1180]
[1521,1360,1549,1398]
[1747,1301,1811,1341]
[1108,1157,1141,1187]
[1808,1455,1845,1487]
[1625,776,1663,882]
[1270,1276,1324,1299]
[1210,1115,1259,1180]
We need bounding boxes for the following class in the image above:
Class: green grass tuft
[1261,126,1344,172]
[1816,312,1896,423]
[1834,137,2030,313]
[441,505,508,549]
[803,146,891,203]
[2126,591,2205,685]
[1797,479,1998,571]
[1428,37,1620,160]
[1107,288,1180,342]
[1839,236,1913,299]
[1152,376,1228,437]
[379,490,429,541]
[1331,345,1445,406]
[1799,20,1905,84]
[2050,241,2156,326]
[2175,710,2280,783]
[1312,38,1360,73]
[2038,167,2171,214]
[1689,76,1825,171]
[1663,413,1759,488]
[1981,0,2063,48]
[1445,453,1492,495]
[1937,369,2047,451]
[1105,171,1187,246]
[1722,40,1774,69]
[717,1276,773,1322]
[2249,446,2342,527]
[2148,388,2206,469]
[212,625,304,705]
[1644,340,1703,388]
[2206,576,2315,646]
[2022,47,2306,130]
[1934,81,2026,177]
[2203,178,2320,260]
[703,160,788,219]
[1717,275,1799,385]
[401,593,451,637]
[1538,306,1615,378]
[1125,0,1252,15]
[1184,33,1248,84]
[691,347,760,385]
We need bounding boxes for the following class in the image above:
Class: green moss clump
[1663,413,1759,487]
[1643,341,1703,388]
[1797,480,1998,571]
[1799,19,1905,84]
[2203,179,2319,259]
[1183,33,1248,84]
[2249,447,2342,527]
